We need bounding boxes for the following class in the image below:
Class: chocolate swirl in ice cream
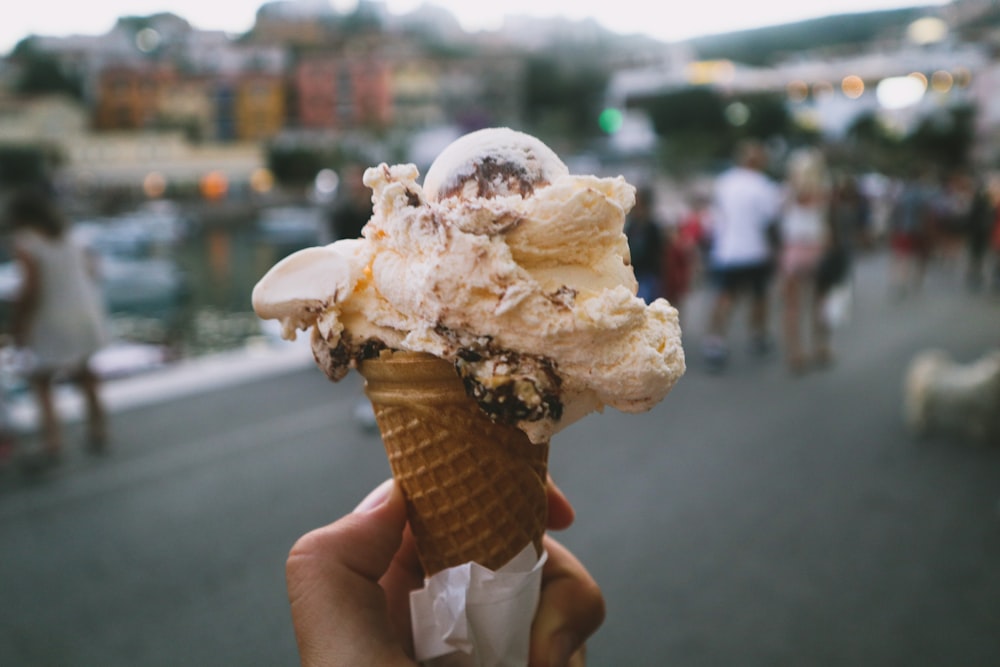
[422,128,567,203]
[434,156,547,201]
[455,347,563,424]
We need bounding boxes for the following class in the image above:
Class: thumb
[286,479,415,667]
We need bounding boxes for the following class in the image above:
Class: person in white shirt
[6,188,109,468]
[702,140,783,372]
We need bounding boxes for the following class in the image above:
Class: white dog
[903,349,1000,444]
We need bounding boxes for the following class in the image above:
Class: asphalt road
[1,252,998,666]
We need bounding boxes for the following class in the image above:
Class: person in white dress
[778,147,833,374]
[6,189,108,466]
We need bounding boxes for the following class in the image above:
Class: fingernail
[354,479,394,513]
[549,631,577,667]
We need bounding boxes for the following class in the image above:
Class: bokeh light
[143,171,167,198]
[953,66,972,88]
[724,102,749,127]
[931,70,954,94]
[135,28,161,53]
[841,75,865,99]
[314,168,339,195]
[906,17,948,45]
[200,170,229,201]
[876,75,926,109]
[250,167,275,194]
[786,80,809,103]
[599,107,624,134]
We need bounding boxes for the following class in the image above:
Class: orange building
[295,54,391,130]
[93,65,176,131]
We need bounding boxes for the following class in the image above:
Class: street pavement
[0,251,998,666]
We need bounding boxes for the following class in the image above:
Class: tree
[9,38,84,100]
[905,105,975,170]
[634,87,730,170]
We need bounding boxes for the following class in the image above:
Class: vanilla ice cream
[253,127,684,443]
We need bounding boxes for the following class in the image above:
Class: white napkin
[410,544,547,667]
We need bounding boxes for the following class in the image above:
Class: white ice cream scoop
[422,127,569,202]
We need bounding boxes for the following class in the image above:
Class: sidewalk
[5,339,314,432]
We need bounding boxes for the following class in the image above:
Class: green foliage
[265,141,374,187]
[635,87,793,172]
[906,105,976,169]
[10,39,84,100]
[266,146,326,187]
[844,105,978,174]
[734,93,791,140]
[0,144,60,186]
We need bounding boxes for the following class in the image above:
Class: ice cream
[254,127,685,667]
[253,127,685,444]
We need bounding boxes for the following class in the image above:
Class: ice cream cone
[359,350,549,576]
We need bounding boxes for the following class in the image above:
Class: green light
[599,108,624,134]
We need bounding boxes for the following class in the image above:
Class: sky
[0,0,950,54]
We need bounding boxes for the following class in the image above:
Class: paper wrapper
[359,350,549,666]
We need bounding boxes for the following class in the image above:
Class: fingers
[546,476,575,531]
[529,534,605,667]
[285,479,416,667]
[378,522,424,656]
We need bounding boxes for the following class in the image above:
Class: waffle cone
[359,350,549,576]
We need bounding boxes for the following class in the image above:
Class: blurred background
[0,1,998,665]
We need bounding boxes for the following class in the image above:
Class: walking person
[625,185,664,304]
[962,172,995,291]
[777,147,832,374]
[702,140,784,372]
[5,188,109,470]
[888,168,934,297]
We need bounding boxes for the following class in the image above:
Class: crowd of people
[624,139,1000,377]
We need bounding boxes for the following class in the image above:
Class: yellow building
[233,74,286,142]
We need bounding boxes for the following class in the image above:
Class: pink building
[295,55,391,130]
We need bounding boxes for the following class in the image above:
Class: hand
[286,477,604,667]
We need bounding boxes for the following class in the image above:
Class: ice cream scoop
[252,127,685,444]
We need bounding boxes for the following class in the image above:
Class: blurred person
[624,185,664,303]
[961,173,995,291]
[816,172,865,317]
[701,140,783,372]
[777,147,832,374]
[888,168,934,297]
[287,478,604,667]
[5,188,109,469]
[662,192,711,314]
[928,169,983,275]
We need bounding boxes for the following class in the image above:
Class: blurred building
[606,8,992,150]
[232,73,287,142]
[0,95,263,196]
[94,65,177,131]
[294,53,392,130]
